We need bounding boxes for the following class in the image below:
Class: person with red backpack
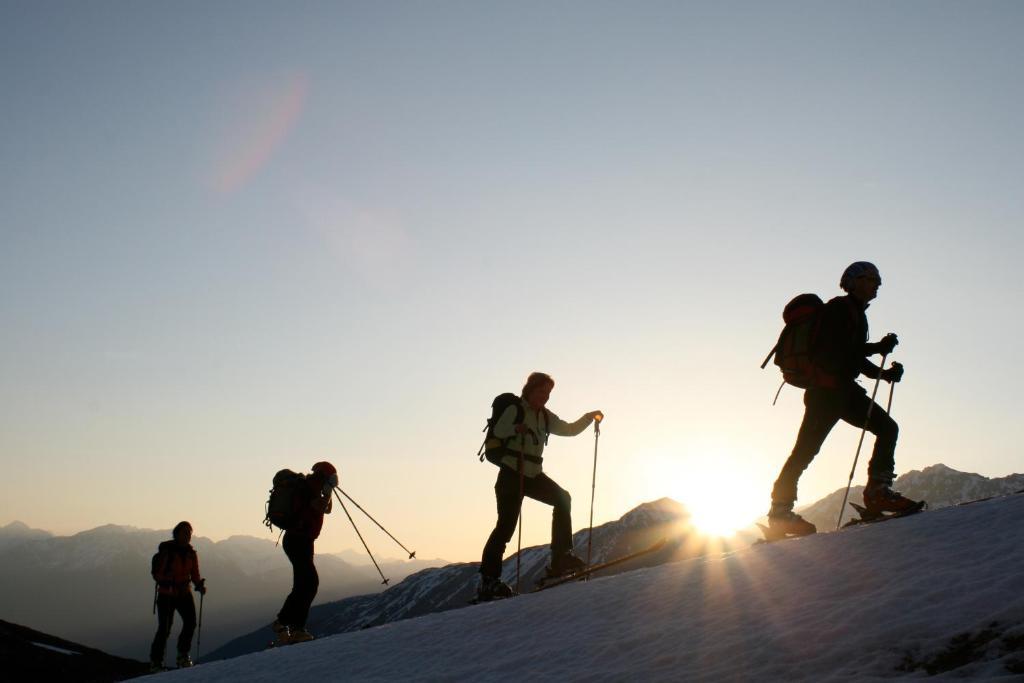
[271,461,337,644]
[767,262,918,537]
[149,521,206,671]
[477,372,603,601]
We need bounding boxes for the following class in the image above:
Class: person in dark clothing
[478,372,603,601]
[768,262,915,536]
[272,461,337,644]
[149,521,206,671]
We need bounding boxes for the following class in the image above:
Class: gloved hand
[195,578,207,595]
[876,333,899,356]
[587,411,604,423]
[322,473,339,494]
[880,362,904,383]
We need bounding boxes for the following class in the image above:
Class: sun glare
[666,454,767,537]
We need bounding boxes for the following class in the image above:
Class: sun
[685,491,764,537]
[669,456,767,537]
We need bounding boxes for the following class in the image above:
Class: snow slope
[152,494,1024,681]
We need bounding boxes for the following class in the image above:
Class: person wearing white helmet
[768,261,919,536]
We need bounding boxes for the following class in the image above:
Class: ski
[532,538,668,592]
[468,592,517,606]
[955,489,1024,508]
[754,523,815,544]
[842,501,925,528]
[266,638,312,649]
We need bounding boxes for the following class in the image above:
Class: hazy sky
[2,2,1022,561]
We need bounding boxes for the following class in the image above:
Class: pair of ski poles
[514,414,603,591]
[332,487,416,586]
[835,355,900,530]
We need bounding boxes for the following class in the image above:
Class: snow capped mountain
[798,463,1024,530]
[207,497,696,662]
[153,490,1024,681]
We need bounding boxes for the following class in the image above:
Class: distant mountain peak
[0,520,52,539]
[617,498,689,528]
[798,462,1024,529]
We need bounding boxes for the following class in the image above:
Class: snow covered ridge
[205,497,697,661]
[1,619,148,681]
[154,492,1024,681]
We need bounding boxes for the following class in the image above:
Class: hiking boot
[287,628,315,643]
[176,653,193,668]
[863,480,922,515]
[271,620,291,645]
[767,504,816,537]
[477,575,514,602]
[549,551,587,577]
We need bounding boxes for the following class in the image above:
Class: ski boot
[149,661,164,673]
[176,652,193,668]
[547,551,587,578]
[476,575,514,602]
[863,479,924,518]
[287,627,315,644]
[760,504,816,541]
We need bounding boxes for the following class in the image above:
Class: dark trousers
[277,531,319,629]
[480,466,572,578]
[149,591,196,663]
[772,384,898,507]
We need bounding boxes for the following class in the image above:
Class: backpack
[761,293,830,389]
[151,549,170,583]
[476,393,549,465]
[264,469,306,531]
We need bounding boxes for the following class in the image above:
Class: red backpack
[762,293,835,389]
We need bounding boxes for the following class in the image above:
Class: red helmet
[311,461,337,476]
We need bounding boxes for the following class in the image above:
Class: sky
[2,1,1022,562]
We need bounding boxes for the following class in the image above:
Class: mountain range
[2,463,1018,667]
[0,523,443,661]
[797,463,1024,529]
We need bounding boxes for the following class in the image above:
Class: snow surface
[150,494,1024,681]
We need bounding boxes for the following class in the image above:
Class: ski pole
[835,353,888,530]
[586,414,602,570]
[333,489,390,585]
[335,488,416,559]
[196,590,204,660]
[886,367,898,414]
[516,448,524,594]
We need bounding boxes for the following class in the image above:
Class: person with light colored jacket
[478,372,602,601]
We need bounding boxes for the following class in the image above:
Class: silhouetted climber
[477,372,602,601]
[768,262,917,537]
[272,461,337,644]
[149,521,205,671]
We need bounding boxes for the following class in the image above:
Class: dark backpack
[476,393,549,465]
[151,549,170,583]
[761,293,829,389]
[264,469,306,531]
